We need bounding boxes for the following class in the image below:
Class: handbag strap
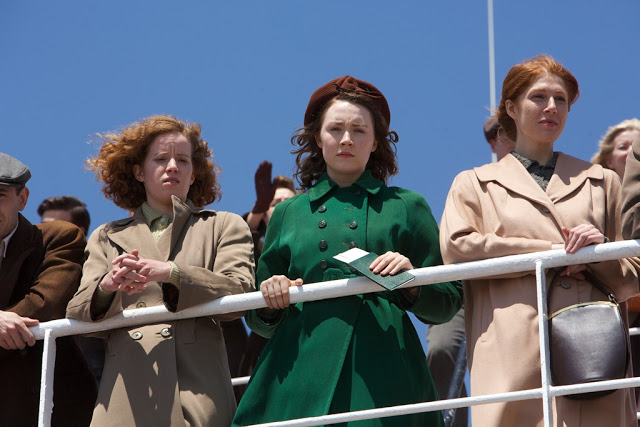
[583,271,618,304]
[548,270,619,306]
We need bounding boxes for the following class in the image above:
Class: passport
[333,248,415,290]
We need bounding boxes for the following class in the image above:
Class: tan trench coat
[440,153,638,427]
[67,197,255,427]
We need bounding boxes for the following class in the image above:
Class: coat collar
[105,197,212,260]
[308,170,384,202]
[474,152,603,206]
[0,214,37,309]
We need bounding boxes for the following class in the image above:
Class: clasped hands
[99,249,171,295]
[260,251,415,310]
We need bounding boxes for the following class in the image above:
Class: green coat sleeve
[245,201,291,338]
[383,189,463,324]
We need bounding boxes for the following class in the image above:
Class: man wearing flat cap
[0,153,96,425]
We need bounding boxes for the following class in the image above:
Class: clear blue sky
[2,1,639,347]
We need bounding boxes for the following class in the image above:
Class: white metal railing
[30,240,640,427]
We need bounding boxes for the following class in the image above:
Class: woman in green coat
[233,76,462,427]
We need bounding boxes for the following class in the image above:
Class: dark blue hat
[0,153,31,187]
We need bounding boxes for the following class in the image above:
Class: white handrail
[31,240,640,426]
[31,239,640,341]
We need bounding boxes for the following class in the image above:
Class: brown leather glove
[252,161,276,213]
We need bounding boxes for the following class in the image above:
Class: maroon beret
[304,75,391,127]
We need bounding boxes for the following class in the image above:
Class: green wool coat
[233,171,463,427]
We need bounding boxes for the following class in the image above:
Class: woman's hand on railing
[562,225,606,254]
[369,251,413,276]
[369,251,419,297]
[260,275,303,309]
[551,225,606,279]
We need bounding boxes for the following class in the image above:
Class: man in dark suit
[0,152,96,426]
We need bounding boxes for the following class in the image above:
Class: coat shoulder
[208,210,251,232]
[270,193,308,217]
[384,186,430,208]
[35,218,85,247]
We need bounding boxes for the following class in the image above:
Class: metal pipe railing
[31,239,640,426]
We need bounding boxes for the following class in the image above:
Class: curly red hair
[87,115,221,210]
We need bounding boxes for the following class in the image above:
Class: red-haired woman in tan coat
[440,55,639,426]
[67,115,255,426]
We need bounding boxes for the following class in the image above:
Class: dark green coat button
[318,205,327,213]
[318,220,327,228]
[348,241,357,249]
[320,260,328,269]
[319,240,328,250]
[349,221,357,229]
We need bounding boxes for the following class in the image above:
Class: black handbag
[548,271,629,399]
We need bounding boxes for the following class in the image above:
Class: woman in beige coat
[440,55,639,426]
[66,115,255,426]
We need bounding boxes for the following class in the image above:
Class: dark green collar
[308,170,384,202]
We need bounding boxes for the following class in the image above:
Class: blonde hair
[591,118,640,167]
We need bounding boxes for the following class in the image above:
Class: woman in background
[592,118,640,179]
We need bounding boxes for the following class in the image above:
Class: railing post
[535,260,553,426]
[38,329,56,427]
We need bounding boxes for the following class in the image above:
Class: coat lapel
[475,154,552,208]
[547,153,604,202]
[0,215,37,309]
[107,212,164,260]
[474,152,602,235]
[107,198,210,262]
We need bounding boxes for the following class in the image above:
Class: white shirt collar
[2,222,19,258]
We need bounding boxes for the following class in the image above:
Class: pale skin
[98,249,172,295]
[260,101,416,311]
[0,311,38,350]
[507,73,605,278]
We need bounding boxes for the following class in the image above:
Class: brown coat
[0,215,96,426]
[66,198,255,427]
[440,153,638,427]
[622,133,640,240]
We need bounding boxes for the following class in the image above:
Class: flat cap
[0,152,31,187]
[304,75,390,127]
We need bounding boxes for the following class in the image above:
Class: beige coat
[67,198,255,427]
[440,153,638,427]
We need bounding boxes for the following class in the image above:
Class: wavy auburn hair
[87,115,220,210]
[291,93,399,190]
[496,54,580,142]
